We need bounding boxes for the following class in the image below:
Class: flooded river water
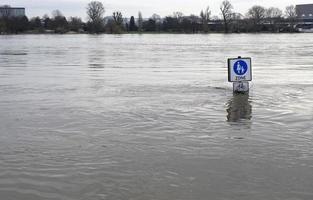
[0,34,313,200]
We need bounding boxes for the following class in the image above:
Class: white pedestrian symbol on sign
[237,62,244,74]
[233,60,248,75]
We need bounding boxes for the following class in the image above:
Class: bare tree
[200,6,211,32]
[52,10,63,18]
[247,5,266,28]
[50,9,68,33]
[200,6,211,22]
[285,5,297,19]
[151,13,162,31]
[151,14,161,23]
[285,5,297,32]
[86,1,105,23]
[43,14,49,20]
[266,7,282,19]
[220,0,233,33]
[29,17,43,30]
[266,7,283,32]
[42,14,51,29]
[106,11,124,34]
[173,11,184,23]
[113,11,123,25]
[138,11,143,32]
[86,1,105,33]
[68,17,83,32]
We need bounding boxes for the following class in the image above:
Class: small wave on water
[0,50,28,56]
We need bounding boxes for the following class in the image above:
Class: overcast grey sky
[3,0,313,19]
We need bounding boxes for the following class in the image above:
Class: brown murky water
[0,34,313,200]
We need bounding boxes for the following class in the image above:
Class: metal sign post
[228,56,252,93]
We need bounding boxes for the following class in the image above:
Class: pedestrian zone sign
[228,57,252,82]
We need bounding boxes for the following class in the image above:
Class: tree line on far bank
[0,1,300,34]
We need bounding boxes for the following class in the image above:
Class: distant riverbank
[2,30,307,35]
[0,14,305,35]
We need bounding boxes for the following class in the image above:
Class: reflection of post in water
[226,93,252,122]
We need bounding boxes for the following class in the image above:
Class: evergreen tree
[129,16,138,31]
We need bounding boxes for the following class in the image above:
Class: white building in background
[0,5,25,18]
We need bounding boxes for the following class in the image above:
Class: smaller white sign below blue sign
[228,57,252,82]
[233,82,249,92]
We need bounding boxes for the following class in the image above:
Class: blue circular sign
[233,60,248,75]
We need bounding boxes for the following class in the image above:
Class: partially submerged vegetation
[0,1,305,34]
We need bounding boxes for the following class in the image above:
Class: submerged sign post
[228,57,252,93]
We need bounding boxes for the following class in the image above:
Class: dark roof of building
[0,6,25,10]
[296,4,313,18]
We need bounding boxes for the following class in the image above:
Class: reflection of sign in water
[233,60,248,75]
[226,93,252,122]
